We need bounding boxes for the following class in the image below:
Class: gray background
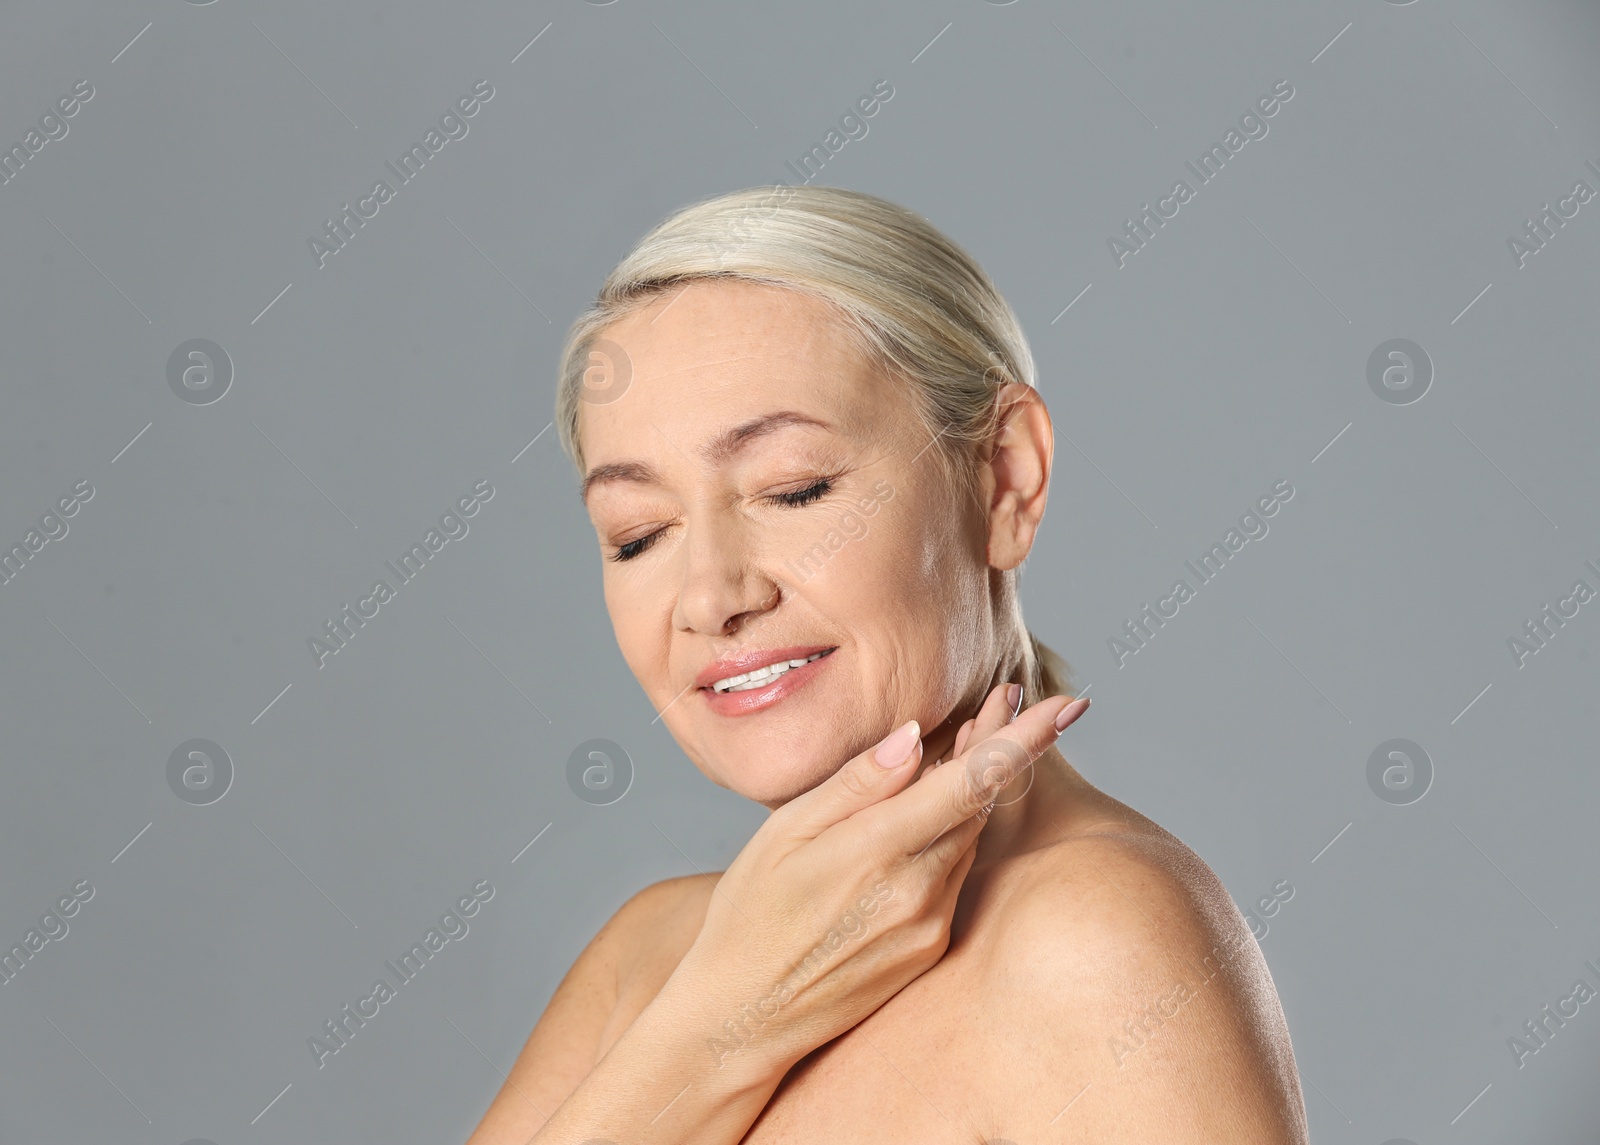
[1,0,1596,1142]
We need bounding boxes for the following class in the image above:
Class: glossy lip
[697,646,837,717]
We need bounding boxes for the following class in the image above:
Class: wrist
[652,952,806,1085]
[540,967,792,1145]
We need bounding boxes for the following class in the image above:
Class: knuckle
[946,784,979,826]
[958,734,1031,806]
[915,916,951,957]
[854,814,902,863]
[867,880,904,926]
[834,759,879,801]
[916,834,951,871]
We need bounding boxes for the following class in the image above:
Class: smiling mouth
[708,648,834,693]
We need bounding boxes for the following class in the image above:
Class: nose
[671,511,780,639]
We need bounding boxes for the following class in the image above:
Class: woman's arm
[462,880,646,1143]
[518,953,799,1144]
[463,874,798,1145]
[469,688,1089,1145]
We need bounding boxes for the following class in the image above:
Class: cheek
[924,561,989,692]
[795,494,938,603]
[603,567,672,688]
[905,486,988,609]
[909,495,992,681]
[809,485,987,676]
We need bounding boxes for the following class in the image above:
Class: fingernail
[1005,683,1022,716]
[874,719,921,767]
[1053,696,1090,732]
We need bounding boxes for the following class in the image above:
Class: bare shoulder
[596,872,722,1048]
[567,871,715,990]
[620,871,719,938]
[534,870,718,1036]
[996,821,1253,978]
[611,870,721,938]
[531,869,721,1048]
[976,819,1308,1143]
[462,872,724,1144]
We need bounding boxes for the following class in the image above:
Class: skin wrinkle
[578,278,1036,812]
[583,412,844,505]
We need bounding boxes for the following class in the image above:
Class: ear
[983,383,1053,572]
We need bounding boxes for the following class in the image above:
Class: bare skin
[619,764,1301,1142]
[464,279,1308,1144]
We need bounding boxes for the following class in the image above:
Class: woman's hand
[666,687,1091,1075]
[515,687,1088,1145]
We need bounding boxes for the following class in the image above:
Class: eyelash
[773,476,834,507]
[608,477,837,563]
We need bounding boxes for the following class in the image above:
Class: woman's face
[577,279,999,808]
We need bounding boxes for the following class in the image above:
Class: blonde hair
[554,184,1074,705]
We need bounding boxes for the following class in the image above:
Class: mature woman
[467,185,1308,1144]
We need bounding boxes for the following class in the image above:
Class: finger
[911,800,990,873]
[962,695,1089,808]
[779,718,926,838]
[916,808,991,927]
[954,694,1083,810]
[963,681,1022,752]
[868,695,1090,857]
[948,682,1016,763]
[950,718,976,761]
[941,817,985,893]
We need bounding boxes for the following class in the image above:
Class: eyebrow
[580,411,834,504]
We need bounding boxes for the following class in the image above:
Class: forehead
[576,279,905,467]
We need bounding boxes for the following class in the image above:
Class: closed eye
[770,477,833,507]
[610,531,663,562]
[607,477,839,563]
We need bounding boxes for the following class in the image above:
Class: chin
[713,753,839,808]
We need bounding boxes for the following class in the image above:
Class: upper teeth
[712,650,828,693]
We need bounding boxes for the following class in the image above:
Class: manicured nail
[874,719,921,767]
[1053,696,1090,732]
[1005,683,1022,716]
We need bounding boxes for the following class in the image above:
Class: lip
[694,645,837,691]
[696,645,837,717]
